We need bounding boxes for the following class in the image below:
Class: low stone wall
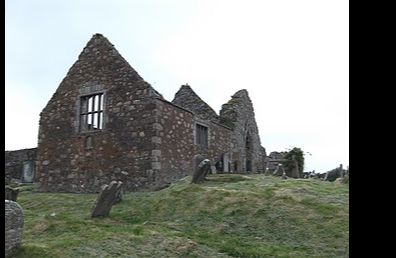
[5,200,24,257]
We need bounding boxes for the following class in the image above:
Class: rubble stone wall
[220,90,265,173]
[5,148,37,184]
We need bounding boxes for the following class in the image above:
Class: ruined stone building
[9,34,266,193]
[264,151,287,174]
[5,148,37,184]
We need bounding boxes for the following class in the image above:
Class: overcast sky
[5,0,349,173]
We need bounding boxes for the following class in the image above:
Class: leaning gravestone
[5,200,24,257]
[113,185,124,204]
[191,155,211,184]
[324,168,341,182]
[341,170,349,184]
[273,164,285,176]
[91,181,123,218]
[193,155,205,170]
[5,186,19,201]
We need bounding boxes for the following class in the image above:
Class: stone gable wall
[220,90,265,173]
[36,83,158,193]
[172,84,219,121]
[36,34,160,193]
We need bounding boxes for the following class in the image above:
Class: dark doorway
[246,160,252,172]
[233,161,238,172]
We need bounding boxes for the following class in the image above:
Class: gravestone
[211,165,217,175]
[193,154,204,170]
[21,161,35,183]
[223,153,230,173]
[191,155,211,184]
[5,200,24,257]
[324,167,342,182]
[341,169,349,184]
[113,184,124,204]
[310,170,316,178]
[5,186,19,201]
[273,164,284,176]
[91,181,123,218]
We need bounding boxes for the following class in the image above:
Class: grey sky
[5,0,349,172]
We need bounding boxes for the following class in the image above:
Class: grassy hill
[13,174,349,258]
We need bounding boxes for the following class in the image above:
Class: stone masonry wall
[172,85,262,174]
[5,200,24,257]
[5,148,37,184]
[171,85,234,172]
[36,34,160,193]
[155,98,233,186]
[193,119,233,172]
[220,90,265,173]
[154,98,195,187]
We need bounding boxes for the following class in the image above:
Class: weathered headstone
[191,155,211,184]
[5,186,19,201]
[310,170,316,178]
[113,184,124,204]
[341,169,349,184]
[264,167,271,176]
[193,154,204,169]
[273,164,284,176]
[211,165,217,175]
[263,157,270,175]
[5,200,24,257]
[91,181,123,218]
[22,161,35,183]
[324,167,342,182]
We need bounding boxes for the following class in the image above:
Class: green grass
[14,174,349,258]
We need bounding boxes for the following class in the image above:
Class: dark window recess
[246,133,251,149]
[80,93,104,132]
[195,124,208,148]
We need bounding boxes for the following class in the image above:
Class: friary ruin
[5,34,267,193]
